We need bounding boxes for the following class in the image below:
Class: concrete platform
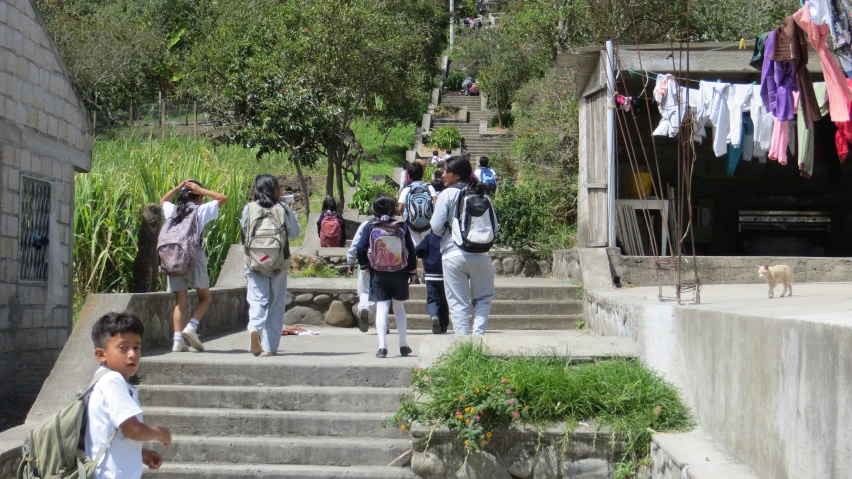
[587,282,852,479]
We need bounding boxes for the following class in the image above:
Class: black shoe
[441,327,447,334]
[358,309,370,333]
[431,316,441,334]
[376,348,388,358]
[400,346,412,357]
[386,326,390,334]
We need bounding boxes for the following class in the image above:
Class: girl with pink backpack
[355,194,417,358]
[159,179,228,352]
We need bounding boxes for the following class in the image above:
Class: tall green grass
[74,121,413,309]
[74,133,285,303]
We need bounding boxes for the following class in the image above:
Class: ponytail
[445,156,486,195]
[173,180,203,223]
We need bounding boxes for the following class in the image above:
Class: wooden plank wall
[577,89,609,247]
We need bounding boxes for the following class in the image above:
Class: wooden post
[194,102,198,139]
[132,204,163,293]
[159,91,165,138]
[92,91,97,135]
[129,98,134,127]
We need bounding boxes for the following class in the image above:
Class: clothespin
[739,38,746,50]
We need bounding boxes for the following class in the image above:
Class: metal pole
[449,0,455,50]
[604,40,617,248]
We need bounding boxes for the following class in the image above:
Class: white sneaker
[172,341,189,352]
[182,325,205,351]
[263,351,277,356]
[250,330,262,356]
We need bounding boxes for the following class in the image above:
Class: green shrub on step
[445,70,466,91]
[386,342,693,475]
[488,111,514,128]
[428,125,463,150]
[349,180,398,215]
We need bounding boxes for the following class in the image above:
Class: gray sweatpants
[246,269,288,353]
[442,254,495,335]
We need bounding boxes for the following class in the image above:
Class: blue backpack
[479,168,497,192]
[405,182,434,233]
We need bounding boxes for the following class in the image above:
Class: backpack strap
[76,368,120,478]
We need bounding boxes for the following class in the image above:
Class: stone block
[37,330,47,349]
[26,107,37,128]
[48,116,57,137]
[0,1,6,24]
[324,300,354,328]
[411,451,448,478]
[561,458,610,478]
[501,257,515,275]
[37,110,47,131]
[7,5,19,31]
[5,260,16,283]
[522,260,539,277]
[283,305,323,326]
[313,294,331,306]
[20,150,30,171]
[15,102,26,126]
[10,30,23,54]
[4,168,19,191]
[294,293,313,305]
[456,450,512,479]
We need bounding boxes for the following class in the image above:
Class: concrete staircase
[438,90,513,161]
[139,331,417,479]
[393,278,583,330]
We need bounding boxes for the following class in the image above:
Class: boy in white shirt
[85,312,172,479]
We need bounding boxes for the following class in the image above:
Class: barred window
[19,176,51,281]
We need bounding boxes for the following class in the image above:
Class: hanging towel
[794,7,852,122]
[652,74,687,137]
[769,118,790,165]
[697,80,731,157]
[751,84,774,150]
[798,82,829,177]
[770,16,821,128]
[727,117,755,175]
[828,0,852,72]
[750,32,772,71]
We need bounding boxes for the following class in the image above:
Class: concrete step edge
[140,384,409,394]
[144,463,416,478]
[144,407,395,419]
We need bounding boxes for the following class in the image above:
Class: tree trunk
[293,153,311,222]
[132,204,163,293]
[335,160,345,213]
[381,126,392,153]
[497,107,504,128]
[325,150,335,199]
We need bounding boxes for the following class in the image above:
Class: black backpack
[449,184,497,253]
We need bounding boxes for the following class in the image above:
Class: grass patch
[388,342,692,473]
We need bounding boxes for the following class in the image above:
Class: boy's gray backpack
[17,369,117,479]
[244,202,290,275]
[157,205,202,276]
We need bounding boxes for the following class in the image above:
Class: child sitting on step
[355,194,417,358]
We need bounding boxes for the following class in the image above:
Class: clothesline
[626,69,701,85]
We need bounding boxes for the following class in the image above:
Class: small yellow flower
[465,419,471,425]
[486,432,493,438]
[400,425,406,431]
[481,440,488,446]
[434,360,440,365]
[475,388,480,393]
[486,386,491,390]
[457,415,463,420]
[465,440,470,446]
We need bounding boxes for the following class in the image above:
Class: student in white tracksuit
[429,156,496,336]
[347,219,376,332]
[240,174,301,356]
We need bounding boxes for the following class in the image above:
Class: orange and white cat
[757,264,794,299]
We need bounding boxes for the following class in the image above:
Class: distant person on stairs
[159,179,228,353]
[356,194,417,358]
[474,156,499,195]
[431,150,441,164]
[462,76,473,96]
[430,157,497,336]
[443,149,453,162]
[241,175,301,356]
[317,196,346,247]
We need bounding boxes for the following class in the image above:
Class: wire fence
[90,100,215,137]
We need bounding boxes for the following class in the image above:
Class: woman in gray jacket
[429,157,497,336]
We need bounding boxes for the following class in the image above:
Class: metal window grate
[19,176,51,281]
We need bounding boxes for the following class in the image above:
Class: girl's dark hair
[371,193,397,225]
[174,180,203,223]
[446,156,485,194]
[253,174,280,208]
[322,196,338,213]
[91,312,144,349]
[431,170,445,192]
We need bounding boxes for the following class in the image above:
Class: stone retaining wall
[284,285,360,328]
[552,249,581,283]
[410,423,621,479]
[490,250,551,277]
[0,441,22,479]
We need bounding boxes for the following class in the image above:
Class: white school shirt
[85,367,145,479]
[162,200,219,233]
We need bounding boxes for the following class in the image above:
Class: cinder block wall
[0,0,92,402]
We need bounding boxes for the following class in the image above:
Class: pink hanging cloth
[793,6,852,122]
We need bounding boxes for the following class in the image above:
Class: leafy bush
[493,179,576,253]
[445,70,466,91]
[434,104,460,117]
[387,342,693,469]
[428,125,463,150]
[349,180,398,215]
[300,264,339,278]
[488,112,514,128]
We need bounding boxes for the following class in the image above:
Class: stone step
[148,435,413,467]
[406,281,580,300]
[144,407,404,438]
[402,300,581,316]
[138,385,406,412]
[388,314,585,330]
[138,361,411,388]
[144,463,416,479]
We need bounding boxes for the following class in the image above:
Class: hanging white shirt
[652,74,687,138]
[696,81,731,157]
[750,84,774,151]
[727,84,753,148]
